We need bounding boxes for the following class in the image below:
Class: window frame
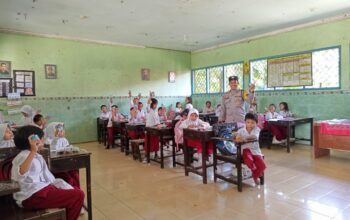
[249,46,341,92]
[191,61,244,95]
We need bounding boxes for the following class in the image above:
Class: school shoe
[272,136,283,144]
[80,208,85,215]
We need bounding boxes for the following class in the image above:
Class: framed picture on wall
[168,71,176,83]
[141,68,150,80]
[13,70,35,96]
[0,61,11,78]
[0,78,12,97]
[45,64,57,79]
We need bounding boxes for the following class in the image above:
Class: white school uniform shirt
[51,137,70,151]
[203,107,215,114]
[107,113,125,127]
[237,126,262,156]
[11,150,73,207]
[137,108,146,120]
[279,111,293,118]
[100,111,111,120]
[215,106,222,117]
[0,139,15,148]
[146,109,160,127]
[185,103,193,110]
[175,107,182,113]
[265,111,282,120]
[128,116,143,124]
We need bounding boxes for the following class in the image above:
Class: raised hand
[249,83,255,93]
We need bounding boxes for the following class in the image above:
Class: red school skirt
[186,139,213,154]
[144,134,159,153]
[127,130,145,140]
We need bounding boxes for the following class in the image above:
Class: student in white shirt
[106,105,125,149]
[20,105,37,125]
[11,125,84,220]
[185,97,193,110]
[203,101,215,113]
[175,102,183,114]
[179,108,211,166]
[279,102,293,118]
[145,98,162,160]
[215,104,222,117]
[136,102,146,122]
[44,122,80,189]
[33,114,47,130]
[265,104,287,144]
[99,104,111,120]
[236,113,266,185]
[0,123,15,148]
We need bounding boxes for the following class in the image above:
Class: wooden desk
[125,123,146,156]
[0,180,20,197]
[313,121,350,158]
[267,117,313,153]
[146,126,180,168]
[183,129,214,184]
[112,120,128,151]
[199,113,215,122]
[49,150,92,220]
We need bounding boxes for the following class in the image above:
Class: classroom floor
[76,142,350,220]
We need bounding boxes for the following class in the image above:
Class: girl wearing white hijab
[179,108,212,165]
[20,105,37,125]
[0,123,15,148]
[44,122,80,189]
[44,122,69,151]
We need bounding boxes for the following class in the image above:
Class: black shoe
[105,145,110,149]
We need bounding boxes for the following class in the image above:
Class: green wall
[0,33,191,143]
[191,18,350,140]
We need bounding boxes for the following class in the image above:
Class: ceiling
[0,0,350,51]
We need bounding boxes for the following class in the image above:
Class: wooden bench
[0,197,66,220]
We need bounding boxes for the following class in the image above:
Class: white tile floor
[77,142,350,220]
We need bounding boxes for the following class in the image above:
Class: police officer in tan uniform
[219,76,256,125]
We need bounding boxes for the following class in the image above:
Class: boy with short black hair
[236,113,266,185]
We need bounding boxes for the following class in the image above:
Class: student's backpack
[213,123,238,156]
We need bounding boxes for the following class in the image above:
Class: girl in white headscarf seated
[20,105,38,125]
[179,108,213,165]
[44,122,81,189]
[44,122,69,151]
[0,123,15,148]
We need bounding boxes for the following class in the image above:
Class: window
[192,62,243,94]
[208,66,223,93]
[193,69,207,94]
[224,63,243,91]
[250,47,340,91]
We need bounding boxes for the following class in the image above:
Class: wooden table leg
[160,133,164,169]
[147,132,151,163]
[86,158,92,220]
[184,139,189,176]
[287,123,291,153]
[202,140,207,184]
[172,137,176,168]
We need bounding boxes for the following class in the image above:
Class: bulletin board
[0,78,12,97]
[267,53,312,87]
[13,70,36,96]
